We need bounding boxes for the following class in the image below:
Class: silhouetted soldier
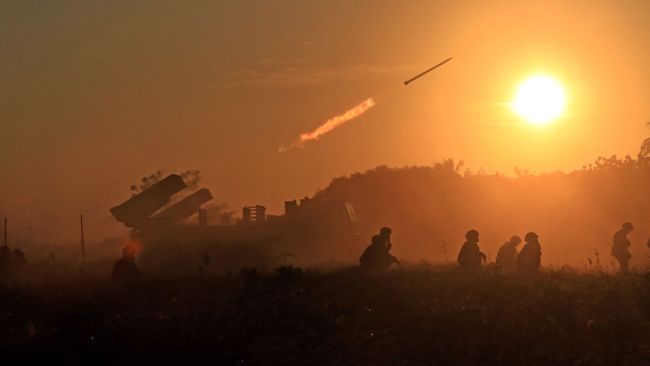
[378,227,399,268]
[496,235,521,273]
[360,233,399,272]
[517,232,542,275]
[360,235,380,269]
[112,245,142,285]
[12,248,27,268]
[379,227,393,251]
[0,246,12,282]
[457,230,486,271]
[612,222,633,273]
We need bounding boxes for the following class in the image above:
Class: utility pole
[2,217,7,288]
[80,215,86,271]
[441,241,448,263]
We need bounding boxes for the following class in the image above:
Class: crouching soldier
[360,230,399,272]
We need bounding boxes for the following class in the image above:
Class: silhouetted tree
[434,158,464,175]
[130,171,163,196]
[180,170,202,191]
[312,138,650,264]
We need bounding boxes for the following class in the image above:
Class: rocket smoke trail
[279,97,376,152]
[279,56,450,152]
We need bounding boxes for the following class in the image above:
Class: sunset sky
[2,0,650,244]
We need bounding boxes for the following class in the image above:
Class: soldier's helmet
[380,227,392,237]
[510,235,522,244]
[466,229,480,241]
[525,232,539,242]
[622,222,634,231]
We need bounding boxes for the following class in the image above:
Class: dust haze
[8,138,650,272]
[4,1,650,364]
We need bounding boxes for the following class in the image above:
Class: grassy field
[2,264,650,365]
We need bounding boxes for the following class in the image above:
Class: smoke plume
[280,97,376,152]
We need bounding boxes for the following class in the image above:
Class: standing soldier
[12,248,27,267]
[0,245,12,284]
[457,229,486,271]
[112,245,143,285]
[611,222,633,273]
[11,248,27,276]
[496,235,521,273]
[517,232,542,275]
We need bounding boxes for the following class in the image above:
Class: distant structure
[284,200,299,215]
[243,205,266,224]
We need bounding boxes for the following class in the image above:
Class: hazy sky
[1,0,649,244]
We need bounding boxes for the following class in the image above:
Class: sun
[512,75,566,125]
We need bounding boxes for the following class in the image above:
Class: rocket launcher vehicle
[110,174,212,229]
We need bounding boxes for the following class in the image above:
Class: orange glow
[512,75,567,125]
[124,238,143,255]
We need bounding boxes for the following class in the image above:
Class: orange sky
[1,1,649,244]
